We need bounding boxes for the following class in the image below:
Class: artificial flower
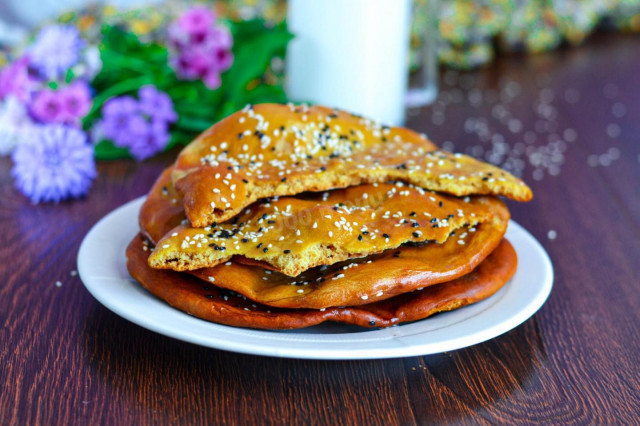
[28,25,84,80]
[11,124,96,203]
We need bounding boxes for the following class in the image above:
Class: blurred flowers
[0,4,291,203]
[0,97,36,155]
[11,125,96,203]
[30,81,92,125]
[29,25,84,80]
[0,56,35,103]
[168,6,234,89]
[98,85,176,161]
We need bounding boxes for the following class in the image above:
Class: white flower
[0,96,36,156]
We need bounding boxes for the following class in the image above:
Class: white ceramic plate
[78,197,553,360]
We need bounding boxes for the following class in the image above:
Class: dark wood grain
[1,32,639,425]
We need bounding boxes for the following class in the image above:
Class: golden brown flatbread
[149,181,504,276]
[126,235,517,330]
[172,104,532,226]
[139,168,186,245]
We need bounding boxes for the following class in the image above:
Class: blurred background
[1,0,639,202]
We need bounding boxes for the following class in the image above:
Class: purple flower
[175,6,216,45]
[58,81,92,124]
[29,25,84,79]
[128,119,171,161]
[100,96,139,145]
[138,85,177,123]
[30,81,92,125]
[11,124,96,203]
[30,89,65,123]
[98,87,173,160]
[168,7,233,90]
[0,56,35,103]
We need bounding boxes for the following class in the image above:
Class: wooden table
[2,33,639,424]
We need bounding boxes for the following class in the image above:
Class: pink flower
[176,6,216,45]
[168,6,233,90]
[30,90,65,123]
[29,81,92,125]
[0,57,35,103]
[58,81,92,124]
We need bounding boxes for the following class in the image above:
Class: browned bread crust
[126,235,517,330]
[172,104,532,227]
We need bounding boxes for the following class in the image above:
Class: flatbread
[126,235,517,330]
[172,104,532,226]
[149,181,504,276]
[186,215,508,309]
[139,168,186,245]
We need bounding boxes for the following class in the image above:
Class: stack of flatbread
[126,104,532,329]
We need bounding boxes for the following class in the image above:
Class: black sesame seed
[268,220,276,224]
[439,201,443,207]
[409,211,416,216]
[412,232,420,238]
[284,249,291,254]
[241,238,249,243]
[281,177,287,182]
[430,218,437,223]
[358,234,363,241]
[369,321,376,326]
[238,133,243,139]
[383,233,390,238]
[242,179,249,183]
[257,243,263,248]
[263,248,268,253]
[432,224,439,228]
[411,223,419,228]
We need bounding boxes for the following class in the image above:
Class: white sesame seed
[208,276,215,282]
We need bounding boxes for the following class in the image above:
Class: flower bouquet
[0,4,291,203]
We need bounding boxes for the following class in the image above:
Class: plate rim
[78,197,553,360]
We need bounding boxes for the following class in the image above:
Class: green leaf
[94,139,132,160]
[223,22,292,101]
